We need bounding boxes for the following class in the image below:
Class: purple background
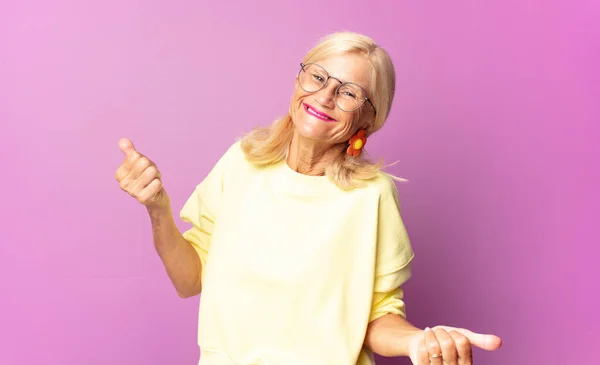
[1,1,598,364]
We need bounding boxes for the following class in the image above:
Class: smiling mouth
[303,103,336,122]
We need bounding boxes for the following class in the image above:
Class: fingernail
[425,327,431,332]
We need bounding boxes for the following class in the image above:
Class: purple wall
[1,1,597,364]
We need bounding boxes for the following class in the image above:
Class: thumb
[434,326,502,351]
[118,138,136,156]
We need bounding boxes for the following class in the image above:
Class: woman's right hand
[115,138,170,210]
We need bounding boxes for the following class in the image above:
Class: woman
[115,32,502,365]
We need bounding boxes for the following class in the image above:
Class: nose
[314,79,338,109]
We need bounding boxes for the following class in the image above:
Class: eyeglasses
[298,63,377,115]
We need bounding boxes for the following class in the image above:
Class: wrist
[366,314,423,357]
[394,328,423,357]
[405,329,425,357]
[146,203,172,219]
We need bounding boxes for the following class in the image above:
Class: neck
[286,132,343,176]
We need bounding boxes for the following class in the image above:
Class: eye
[342,90,357,99]
[312,73,325,83]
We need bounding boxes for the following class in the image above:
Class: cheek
[339,109,371,141]
[291,88,308,109]
[289,90,301,118]
[339,111,363,132]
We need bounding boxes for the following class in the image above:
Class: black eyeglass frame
[298,62,377,115]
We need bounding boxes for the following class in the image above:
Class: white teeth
[308,106,330,119]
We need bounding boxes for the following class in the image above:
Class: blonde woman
[115,32,502,365]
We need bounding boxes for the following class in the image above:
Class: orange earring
[346,129,367,157]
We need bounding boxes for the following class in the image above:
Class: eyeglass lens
[298,63,368,112]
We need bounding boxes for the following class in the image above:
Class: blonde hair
[240,31,403,190]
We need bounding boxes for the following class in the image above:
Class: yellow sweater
[180,142,414,365]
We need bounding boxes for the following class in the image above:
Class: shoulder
[221,140,245,162]
[211,140,248,171]
[193,140,248,187]
[360,171,401,200]
[210,140,264,188]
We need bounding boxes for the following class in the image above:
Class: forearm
[364,313,422,357]
[147,205,203,298]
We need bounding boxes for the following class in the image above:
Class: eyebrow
[316,63,369,90]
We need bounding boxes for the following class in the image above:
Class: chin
[293,114,332,141]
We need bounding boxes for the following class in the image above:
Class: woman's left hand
[407,325,502,365]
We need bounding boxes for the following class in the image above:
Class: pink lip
[303,103,337,122]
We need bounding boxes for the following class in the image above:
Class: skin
[114,52,502,364]
[287,53,372,175]
[114,140,203,298]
